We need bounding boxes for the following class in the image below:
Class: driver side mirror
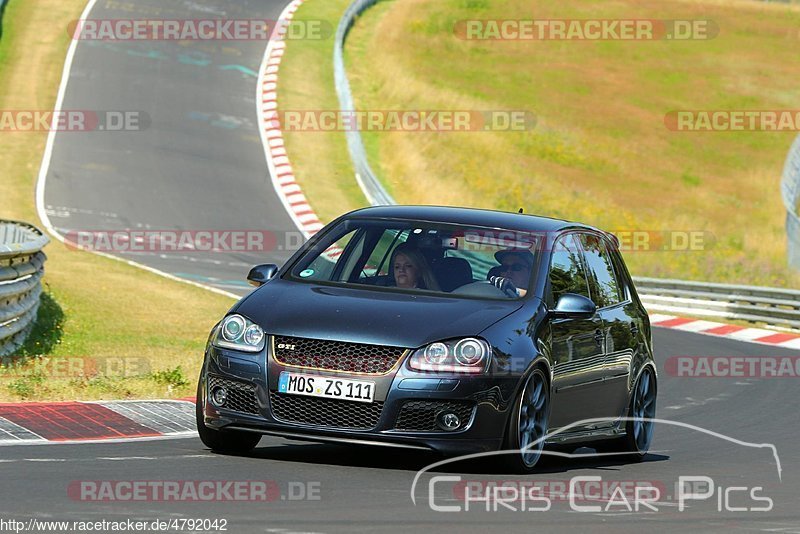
[247,264,278,287]
[550,293,597,319]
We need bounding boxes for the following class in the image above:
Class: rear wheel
[196,375,261,454]
[501,368,551,473]
[596,367,657,460]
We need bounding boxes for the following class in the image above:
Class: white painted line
[285,193,307,205]
[671,320,725,333]
[0,417,45,441]
[0,431,197,447]
[99,400,195,434]
[778,338,800,350]
[647,314,677,324]
[727,328,777,341]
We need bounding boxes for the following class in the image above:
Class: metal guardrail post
[0,220,49,357]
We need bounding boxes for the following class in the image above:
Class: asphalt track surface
[30,0,800,532]
[42,0,298,295]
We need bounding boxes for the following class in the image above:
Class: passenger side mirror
[247,264,278,287]
[550,293,596,319]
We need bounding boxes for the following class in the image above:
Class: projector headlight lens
[408,338,491,373]
[213,314,265,353]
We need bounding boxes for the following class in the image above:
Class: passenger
[490,248,534,297]
[390,243,440,291]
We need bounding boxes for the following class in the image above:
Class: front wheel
[500,368,551,473]
[196,375,261,454]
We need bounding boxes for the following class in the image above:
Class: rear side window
[549,234,591,303]
[579,234,623,308]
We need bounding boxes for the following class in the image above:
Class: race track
[23,0,800,532]
[41,0,298,295]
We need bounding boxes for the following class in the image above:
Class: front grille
[273,335,406,375]
[269,391,384,430]
[208,375,259,415]
[394,400,475,431]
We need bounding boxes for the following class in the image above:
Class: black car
[196,206,656,472]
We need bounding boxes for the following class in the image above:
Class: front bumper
[200,342,519,455]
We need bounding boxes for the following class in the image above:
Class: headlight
[212,314,265,353]
[408,338,491,373]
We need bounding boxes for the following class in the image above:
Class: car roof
[344,205,601,234]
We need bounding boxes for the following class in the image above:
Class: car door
[577,233,636,420]
[547,233,610,430]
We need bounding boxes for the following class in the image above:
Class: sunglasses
[500,263,529,272]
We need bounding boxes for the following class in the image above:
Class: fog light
[210,386,228,407]
[437,412,461,431]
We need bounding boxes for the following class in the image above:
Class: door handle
[593,329,604,345]
[630,322,640,336]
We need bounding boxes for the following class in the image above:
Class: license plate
[277,372,375,403]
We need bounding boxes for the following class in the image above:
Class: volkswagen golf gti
[196,205,657,472]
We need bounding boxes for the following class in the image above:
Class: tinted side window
[295,229,358,282]
[579,234,622,308]
[549,234,590,303]
[360,229,409,278]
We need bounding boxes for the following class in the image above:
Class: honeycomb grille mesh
[394,400,475,431]
[273,335,406,375]
[269,391,384,430]
[208,375,259,415]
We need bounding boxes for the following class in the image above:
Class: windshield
[285,218,541,300]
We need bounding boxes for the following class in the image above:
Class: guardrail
[333,0,395,206]
[633,277,800,330]
[332,0,798,332]
[781,135,800,269]
[0,221,49,357]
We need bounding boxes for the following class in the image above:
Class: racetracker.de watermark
[454,19,718,41]
[665,356,800,378]
[64,228,712,256]
[0,110,149,132]
[68,480,321,502]
[665,110,800,131]
[63,229,291,253]
[0,356,150,379]
[68,18,333,41]
[268,110,536,132]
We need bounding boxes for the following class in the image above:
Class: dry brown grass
[339,0,800,286]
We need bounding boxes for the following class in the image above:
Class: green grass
[0,0,233,401]
[279,0,800,287]
[277,0,368,223]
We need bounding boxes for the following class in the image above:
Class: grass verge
[281,0,800,288]
[277,0,367,223]
[0,0,233,401]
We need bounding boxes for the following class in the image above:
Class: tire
[500,368,551,473]
[196,375,261,454]
[595,367,657,461]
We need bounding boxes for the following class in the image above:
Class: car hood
[234,279,524,348]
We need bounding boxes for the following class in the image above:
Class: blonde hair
[390,243,440,291]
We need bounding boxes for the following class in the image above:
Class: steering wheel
[488,275,519,298]
[451,279,517,298]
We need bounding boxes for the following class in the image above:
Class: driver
[489,248,534,297]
